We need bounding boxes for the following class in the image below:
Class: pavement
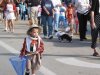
[0,20,100,75]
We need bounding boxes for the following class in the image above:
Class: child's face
[30,28,39,37]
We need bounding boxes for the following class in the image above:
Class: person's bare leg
[10,19,14,32]
[25,59,31,75]
[8,20,12,32]
[4,19,8,31]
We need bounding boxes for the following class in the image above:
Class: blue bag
[9,56,26,75]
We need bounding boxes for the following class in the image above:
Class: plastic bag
[9,56,26,75]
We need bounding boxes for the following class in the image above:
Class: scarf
[26,36,41,52]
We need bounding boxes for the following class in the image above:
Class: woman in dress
[4,0,16,32]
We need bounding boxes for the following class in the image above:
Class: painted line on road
[39,66,56,75]
[0,40,56,75]
[56,57,100,69]
[0,40,20,54]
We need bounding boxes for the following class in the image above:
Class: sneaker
[48,35,53,39]
[25,72,30,75]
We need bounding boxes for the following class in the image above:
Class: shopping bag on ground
[9,56,26,75]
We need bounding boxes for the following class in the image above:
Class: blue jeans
[21,11,26,20]
[54,13,60,31]
[41,15,53,37]
[59,16,67,28]
[27,7,31,19]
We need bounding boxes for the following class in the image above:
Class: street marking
[40,66,56,75]
[0,40,56,75]
[0,40,20,54]
[56,57,100,68]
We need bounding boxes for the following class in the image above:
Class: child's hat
[27,24,41,35]
[30,24,40,29]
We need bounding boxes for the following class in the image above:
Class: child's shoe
[25,71,30,75]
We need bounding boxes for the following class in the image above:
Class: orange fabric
[13,4,16,11]
[66,7,74,23]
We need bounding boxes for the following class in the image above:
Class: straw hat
[27,24,41,35]
[30,24,40,28]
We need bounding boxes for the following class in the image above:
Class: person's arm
[20,38,26,56]
[65,8,68,19]
[43,6,50,15]
[90,0,97,29]
[41,0,50,15]
[37,39,44,54]
[13,4,16,11]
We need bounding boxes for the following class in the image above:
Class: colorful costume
[20,36,44,70]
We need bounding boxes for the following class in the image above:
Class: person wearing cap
[20,25,44,75]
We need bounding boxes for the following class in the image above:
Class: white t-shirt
[75,0,90,14]
[51,0,61,14]
[54,7,60,14]
[51,0,61,7]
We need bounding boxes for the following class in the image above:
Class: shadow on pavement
[43,54,100,60]
[43,38,91,48]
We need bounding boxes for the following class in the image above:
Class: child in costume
[20,25,44,75]
[66,3,74,36]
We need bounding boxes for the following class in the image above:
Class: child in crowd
[4,0,16,32]
[53,5,60,31]
[59,2,67,28]
[66,3,74,36]
[74,10,79,35]
[20,25,44,75]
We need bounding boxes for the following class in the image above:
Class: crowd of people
[0,0,100,75]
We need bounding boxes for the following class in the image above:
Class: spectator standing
[15,0,20,20]
[59,2,67,28]
[74,10,79,34]
[19,0,26,20]
[75,0,91,41]
[4,0,16,32]
[25,0,39,25]
[66,3,74,36]
[37,0,42,26]
[41,0,54,39]
[90,0,100,56]
[51,0,61,32]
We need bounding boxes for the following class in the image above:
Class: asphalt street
[0,20,100,75]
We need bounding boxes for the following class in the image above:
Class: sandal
[93,52,99,56]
